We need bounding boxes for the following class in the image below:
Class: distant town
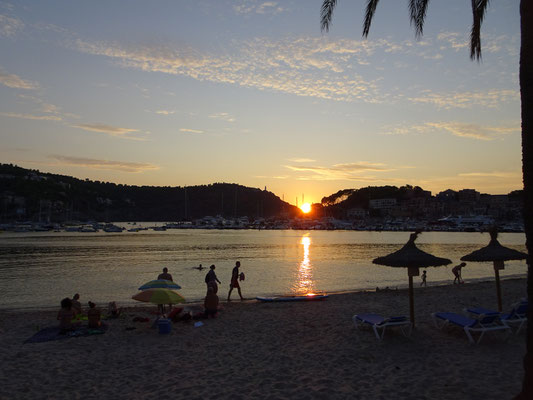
[0,163,524,233]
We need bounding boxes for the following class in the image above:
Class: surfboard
[256,294,328,302]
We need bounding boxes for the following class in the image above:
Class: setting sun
[300,203,311,213]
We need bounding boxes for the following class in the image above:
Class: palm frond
[363,0,380,37]
[409,0,430,38]
[470,0,490,60]
[320,0,338,32]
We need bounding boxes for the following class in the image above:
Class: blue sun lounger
[465,300,528,334]
[352,313,412,340]
[432,312,510,344]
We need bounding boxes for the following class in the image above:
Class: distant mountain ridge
[0,164,298,222]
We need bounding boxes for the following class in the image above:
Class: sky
[0,0,522,206]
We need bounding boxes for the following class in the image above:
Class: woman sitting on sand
[57,297,75,334]
[87,301,101,328]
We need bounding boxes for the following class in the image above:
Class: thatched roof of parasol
[373,231,452,268]
[461,230,528,262]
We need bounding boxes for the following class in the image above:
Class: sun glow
[300,203,311,213]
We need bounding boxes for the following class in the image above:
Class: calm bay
[0,228,527,310]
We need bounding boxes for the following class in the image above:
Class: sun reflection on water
[294,235,315,294]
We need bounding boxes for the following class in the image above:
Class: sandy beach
[0,278,527,400]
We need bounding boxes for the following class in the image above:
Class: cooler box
[158,318,172,334]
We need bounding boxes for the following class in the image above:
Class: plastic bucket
[158,318,171,334]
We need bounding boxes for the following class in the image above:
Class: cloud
[426,122,518,140]
[0,71,39,89]
[73,37,390,103]
[0,14,23,37]
[288,158,316,163]
[408,89,518,109]
[180,128,204,134]
[72,123,144,139]
[384,121,519,140]
[233,1,284,15]
[285,161,394,181]
[209,112,235,122]
[458,171,519,178]
[154,110,175,115]
[49,155,159,173]
[0,112,61,121]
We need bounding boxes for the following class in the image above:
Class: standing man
[227,261,244,302]
[452,262,466,284]
[158,267,173,281]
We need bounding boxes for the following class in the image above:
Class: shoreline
[0,273,527,313]
[0,278,527,399]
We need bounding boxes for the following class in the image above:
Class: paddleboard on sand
[256,294,329,302]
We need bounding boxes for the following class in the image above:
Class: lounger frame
[352,314,412,341]
[432,312,511,344]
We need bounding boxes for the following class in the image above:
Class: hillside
[0,164,298,222]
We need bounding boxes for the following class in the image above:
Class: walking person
[205,265,221,294]
[420,270,427,287]
[227,261,244,302]
[452,262,466,284]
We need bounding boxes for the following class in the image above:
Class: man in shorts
[227,261,244,302]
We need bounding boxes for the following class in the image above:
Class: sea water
[0,229,527,310]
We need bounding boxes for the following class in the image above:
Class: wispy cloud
[408,89,518,109]
[154,110,175,115]
[0,14,23,37]
[72,123,144,140]
[49,155,159,173]
[73,37,388,103]
[0,71,39,89]
[180,128,204,134]
[426,122,518,140]
[285,161,394,181]
[384,121,519,140]
[233,1,284,15]
[209,112,235,122]
[0,112,61,121]
[458,171,519,178]
[288,158,316,163]
[72,33,516,106]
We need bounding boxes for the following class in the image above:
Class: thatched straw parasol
[461,229,528,311]
[373,231,452,327]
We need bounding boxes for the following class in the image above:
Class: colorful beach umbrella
[138,279,181,291]
[373,231,452,327]
[461,229,528,311]
[132,288,186,305]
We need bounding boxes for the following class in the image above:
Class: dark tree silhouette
[320,1,532,398]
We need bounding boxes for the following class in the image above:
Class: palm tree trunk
[517,1,533,398]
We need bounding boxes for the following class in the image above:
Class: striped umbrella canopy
[138,279,181,291]
[461,229,528,311]
[373,231,452,327]
[132,288,186,305]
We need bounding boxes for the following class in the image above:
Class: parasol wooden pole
[493,261,503,312]
[408,275,415,327]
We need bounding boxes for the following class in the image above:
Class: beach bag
[239,272,245,281]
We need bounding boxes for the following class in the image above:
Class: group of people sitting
[57,293,121,334]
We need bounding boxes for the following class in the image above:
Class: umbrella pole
[494,267,503,312]
[408,276,415,327]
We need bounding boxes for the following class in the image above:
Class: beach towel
[24,324,108,344]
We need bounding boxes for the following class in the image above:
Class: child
[420,270,427,287]
[87,301,101,328]
[108,301,122,318]
[57,297,75,334]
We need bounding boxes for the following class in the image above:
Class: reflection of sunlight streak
[294,235,314,294]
